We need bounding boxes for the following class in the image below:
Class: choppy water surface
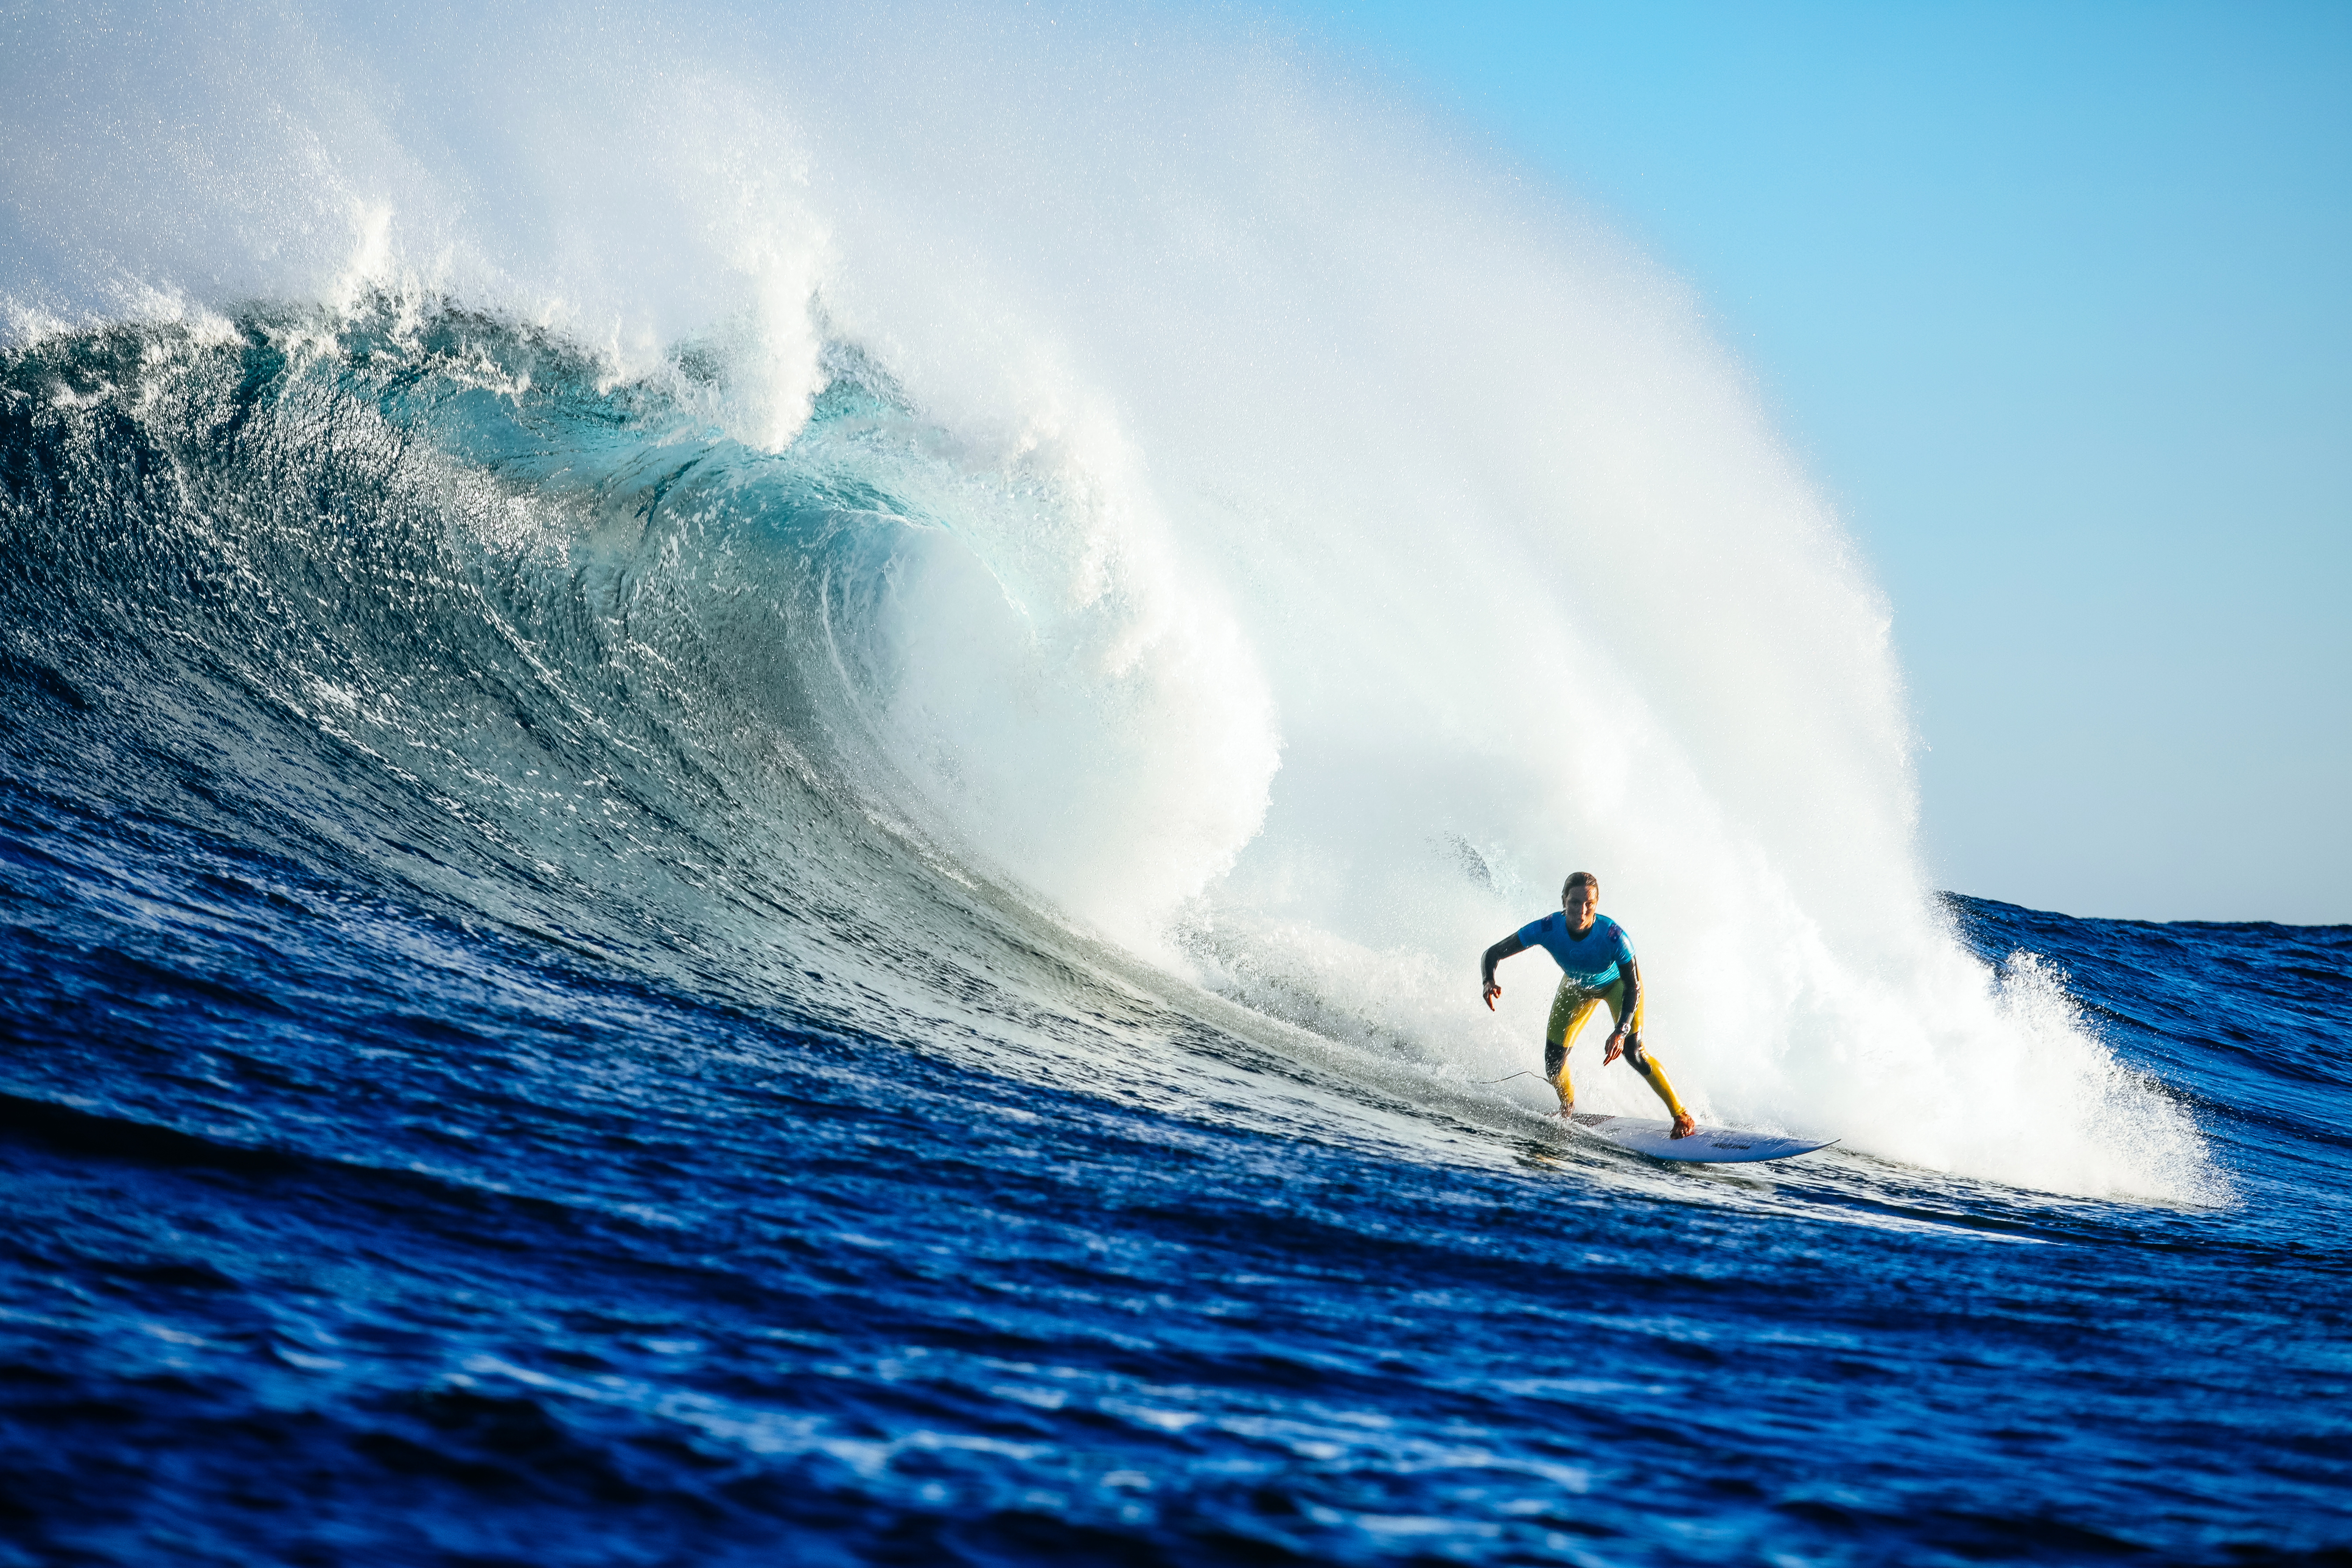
[4,314,2349,1567]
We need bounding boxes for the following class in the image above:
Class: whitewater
[2,3,2345,1563]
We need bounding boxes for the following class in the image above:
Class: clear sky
[1278,0,2352,925]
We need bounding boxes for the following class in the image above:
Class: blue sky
[1282,0,2351,924]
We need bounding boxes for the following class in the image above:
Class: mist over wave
[1,0,2212,1199]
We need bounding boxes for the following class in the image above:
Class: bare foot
[1669,1113,1698,1140]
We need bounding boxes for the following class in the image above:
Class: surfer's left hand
[1603,1030,1626,1065]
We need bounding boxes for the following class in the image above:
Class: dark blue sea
[4,304,2349,1568]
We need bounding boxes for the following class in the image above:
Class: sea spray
[0,0,2215,1199]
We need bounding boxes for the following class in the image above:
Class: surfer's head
[1561,872,1600,933]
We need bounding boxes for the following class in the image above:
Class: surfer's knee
[1623,1036,1656,1077]
[1543,1039,1569,1082]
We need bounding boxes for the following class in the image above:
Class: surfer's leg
[1604,981,1695,1135]
[1544,981,1600,1114]
[1620,1037,1692,1123]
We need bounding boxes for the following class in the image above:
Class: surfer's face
[1563,884,1598,933]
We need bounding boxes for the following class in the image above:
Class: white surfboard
[1569,1113,1834,1164]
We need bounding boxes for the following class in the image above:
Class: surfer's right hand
[1482,981,1500,1010]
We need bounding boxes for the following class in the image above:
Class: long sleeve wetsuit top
[1483,912,1635,997]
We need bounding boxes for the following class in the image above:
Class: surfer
[1481,872,1698,1138]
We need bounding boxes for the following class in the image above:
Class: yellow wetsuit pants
[1544,975,1689,1119]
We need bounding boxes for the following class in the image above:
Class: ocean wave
[1,296,2216,1201]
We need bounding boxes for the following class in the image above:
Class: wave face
[4,4,2344,1562]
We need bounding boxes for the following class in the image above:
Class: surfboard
[1569,1113,1834,1164]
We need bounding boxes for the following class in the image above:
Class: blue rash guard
[1514,911,1636,990]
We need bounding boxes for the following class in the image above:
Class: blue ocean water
[3,312,2349,1568]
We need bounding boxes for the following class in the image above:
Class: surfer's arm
[1479,934,1526,1008]
[1603,959,1642,1060]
